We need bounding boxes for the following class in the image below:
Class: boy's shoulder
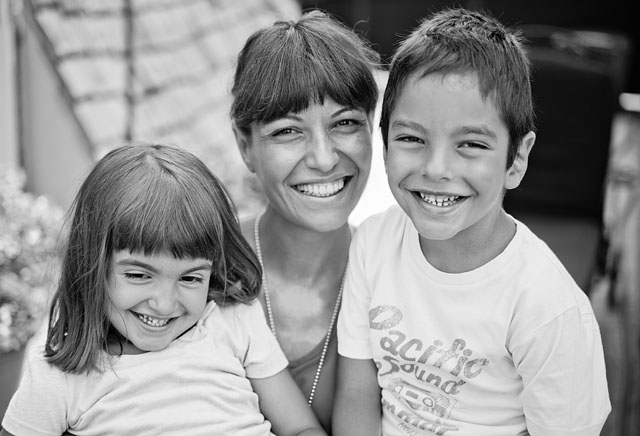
[356,204,407,235]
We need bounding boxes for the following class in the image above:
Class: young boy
[334,8,610,436]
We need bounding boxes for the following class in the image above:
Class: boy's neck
[418,209,516,273]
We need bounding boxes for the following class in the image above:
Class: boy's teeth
[419,193,460,207]
[296,178,345,198]
[136,313,170,327]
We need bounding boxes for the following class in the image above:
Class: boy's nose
[421,146,453,181]
[305,132,339,172]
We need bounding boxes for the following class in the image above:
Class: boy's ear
[504,131,535,190]
[232,122,255,173]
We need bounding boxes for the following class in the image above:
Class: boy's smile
[385,72,533,271]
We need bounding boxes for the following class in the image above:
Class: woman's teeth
[296,178,345,198]
[136,312,171,327]
[420,193,461,207]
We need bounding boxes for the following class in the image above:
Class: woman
[230,10,380,433]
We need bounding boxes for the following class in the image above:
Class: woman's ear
[232,122,255,173]
[505,131,535,190]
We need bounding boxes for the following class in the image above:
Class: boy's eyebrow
[115,259,212,273]
[454,125,498,139]
[390,120,427,133]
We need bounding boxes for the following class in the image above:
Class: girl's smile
[107,250,212,354]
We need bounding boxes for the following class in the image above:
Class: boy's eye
[396,135,424,144]
[461,141,489,150]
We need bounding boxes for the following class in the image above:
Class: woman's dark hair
[45,143,261,374]
[231,10,380,132]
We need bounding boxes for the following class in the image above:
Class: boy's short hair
[231,10,379,132]
[380,8,535,167]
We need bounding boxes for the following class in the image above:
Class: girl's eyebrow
[115,259,212,273]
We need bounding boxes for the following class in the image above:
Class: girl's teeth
[136,313,170,327]
[296,178,345,198]
[419,193,460,207]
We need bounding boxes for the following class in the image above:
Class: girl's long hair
[45,143,261,374]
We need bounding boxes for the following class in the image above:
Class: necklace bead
[254,212,347,406]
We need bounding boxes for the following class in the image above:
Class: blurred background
[0,0,638,434]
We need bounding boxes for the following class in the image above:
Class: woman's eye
[272,128,296,137]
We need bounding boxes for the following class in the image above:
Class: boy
[334,8,610,436]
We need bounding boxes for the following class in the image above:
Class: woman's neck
[258,207,351,283]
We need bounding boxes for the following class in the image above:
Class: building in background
[1,0,300,215]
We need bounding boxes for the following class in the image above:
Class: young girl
[1,143,326,436]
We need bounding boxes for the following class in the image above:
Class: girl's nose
[305,132,339,172]
[148,282,179,315]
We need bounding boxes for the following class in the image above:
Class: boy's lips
[293,176,351,198]
[411,190,468,208]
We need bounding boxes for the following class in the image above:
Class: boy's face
[385,72,533,248]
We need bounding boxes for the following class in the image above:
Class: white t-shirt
[3,300,288,436]
[338,206,610,436]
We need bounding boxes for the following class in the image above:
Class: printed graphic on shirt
[370,305,490,435]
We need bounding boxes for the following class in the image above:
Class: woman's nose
[305,132,339,172]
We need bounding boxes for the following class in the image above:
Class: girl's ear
[232,122,255,173]
[505,131,535,191]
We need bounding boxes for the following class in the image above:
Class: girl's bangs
[110,185,219,260]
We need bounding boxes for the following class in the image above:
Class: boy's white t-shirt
[338,206,610,436]
[3,300,288,436]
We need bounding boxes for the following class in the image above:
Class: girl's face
[235,98,373,232]
[107,250,212,354]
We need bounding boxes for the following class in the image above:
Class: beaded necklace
[253,212,346,406]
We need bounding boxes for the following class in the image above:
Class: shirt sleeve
[337,225,374,359]
[236,299,289,379]
[2,349,69,436]
[511,306,611,436]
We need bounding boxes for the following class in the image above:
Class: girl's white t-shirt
[3,300,288,436]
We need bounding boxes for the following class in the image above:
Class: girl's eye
[181,275,204,285]
[124,272,150,281]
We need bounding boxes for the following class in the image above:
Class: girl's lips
[132,311,173,328]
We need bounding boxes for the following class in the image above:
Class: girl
[1,143,325,436]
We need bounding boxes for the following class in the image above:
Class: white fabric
[3,300,288,436]
[338,206,611,436]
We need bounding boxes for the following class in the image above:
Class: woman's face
[236,98,373,232]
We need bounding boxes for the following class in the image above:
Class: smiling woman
[229,10,380,433]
